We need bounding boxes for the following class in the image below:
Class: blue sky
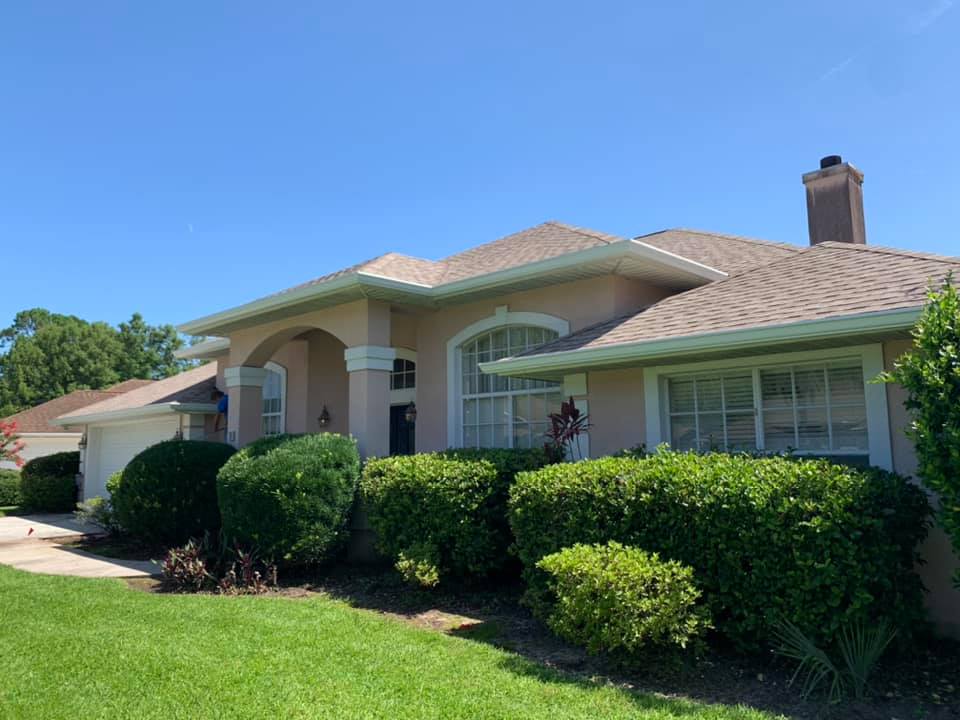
[1,1,957,332]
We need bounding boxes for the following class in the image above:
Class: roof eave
[177,242,727,336]
[51,402,219,427]
[480,306,921,377]
[174,337,231,360]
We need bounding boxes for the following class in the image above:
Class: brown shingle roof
[518,242,960,357]
[638,229,801,275]
[438,221,624,283]
[4,379,156,434]
[269,221,626,297]
[57,364,217,422]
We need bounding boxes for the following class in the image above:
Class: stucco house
[54,155,960,634]
[1,379,152,470]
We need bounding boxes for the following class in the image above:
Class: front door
[389,404,415,455]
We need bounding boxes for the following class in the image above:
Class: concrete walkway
[0,514,156,578]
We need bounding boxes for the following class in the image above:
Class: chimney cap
[820,155,843,169]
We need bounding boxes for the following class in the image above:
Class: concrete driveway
[0,513,156,578]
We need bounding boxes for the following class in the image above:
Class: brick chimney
[801,155,866,246]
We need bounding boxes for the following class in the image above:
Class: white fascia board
[175,337,231,359]
[18,432,84,438]
[177,242,726,336]
[433,242,726,300]
[51,402,218,427]
[480,306,922,376]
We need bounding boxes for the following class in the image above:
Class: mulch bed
[102,543,958,720]
[289,566,960,720]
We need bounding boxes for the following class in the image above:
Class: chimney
[801,155,866,246]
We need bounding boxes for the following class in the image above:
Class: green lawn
[0,505,23,517]
[0,566,782,720]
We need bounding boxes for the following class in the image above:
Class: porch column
[224,366,268,447]
[344,345,394,458]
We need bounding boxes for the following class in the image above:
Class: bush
[509,451,931,650]
[74,496,119,534]
[538,541,710,656]
[361,454,499,585]
[20,451,79,512]
[111,440,235,545]
[0,469,21,506]
[21,451,79,484]
[216,433,359,566]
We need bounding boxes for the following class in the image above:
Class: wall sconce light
[318,405,331,428]
[78,433,87,450]
[404,402,418,424]
[173,428,183,441]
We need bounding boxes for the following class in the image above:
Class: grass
[0,505,23,517]
[0,566,782,720]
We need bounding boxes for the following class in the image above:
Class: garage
[84,418,181,499]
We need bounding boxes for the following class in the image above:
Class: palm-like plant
[773,618,897,703]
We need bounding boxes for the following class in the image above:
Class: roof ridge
[542,220,624,245]
[638,227,801,252]
[816,241,960,265]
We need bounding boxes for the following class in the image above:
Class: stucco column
[224,366,268,447]
[344,346,395,458]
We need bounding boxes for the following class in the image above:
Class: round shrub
[0,469,21,506]
[20,451,79,512]
[361,454,501,586]
[111,440,236,545]
[216,433,360,566]
[538,541,710,656]
[509,451,932,650]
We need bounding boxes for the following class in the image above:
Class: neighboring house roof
[180,221,794,336]
[484,242,960,375]
[3,378,156,434]
[53,364,218,426]
[639,229,801,275]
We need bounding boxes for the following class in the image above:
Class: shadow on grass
[295,565,817,719]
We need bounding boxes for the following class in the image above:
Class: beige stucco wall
[306,330,350,435]
[415,275,670,451]
[586,368,647,456]
[884,339,960,638]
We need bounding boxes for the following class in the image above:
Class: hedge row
[508,452,931,650]
[0,469,21,506]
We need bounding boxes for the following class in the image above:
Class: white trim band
[344,345,397,372]
[224,366,269,388]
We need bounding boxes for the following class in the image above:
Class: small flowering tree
[0,420,25,468]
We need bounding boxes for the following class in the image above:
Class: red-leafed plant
[544,397,590,462]
[0,421,25,468]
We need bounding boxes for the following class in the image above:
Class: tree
[0,309,190,417]
[0,420,25,467]
[116,313,189,381]
[882,275,960,588]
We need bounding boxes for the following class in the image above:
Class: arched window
[459,325,562,448]
[261,362,286,436]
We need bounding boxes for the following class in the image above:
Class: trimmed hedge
[217,433,360,566]
[509,451,931,650]
[0,469,21,506]
[111,440,236,545]
[361,448,553,586]
[20,451,79,512]
[538,541,710,656]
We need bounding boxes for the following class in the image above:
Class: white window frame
[261,361,287,436]
[446,307,570,448]
[642,344,893,469]
[390,348,417,406]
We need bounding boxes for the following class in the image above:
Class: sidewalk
[0,513,156,578]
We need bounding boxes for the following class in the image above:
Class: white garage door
[85,418,180,499]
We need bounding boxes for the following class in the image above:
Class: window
[261,363,286,436]
[460,325,561,448]
[666,360,868,457]
[390,358,416,390]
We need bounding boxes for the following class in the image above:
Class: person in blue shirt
[212,389,228,435]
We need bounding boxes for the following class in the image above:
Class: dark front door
[389,404,415,455]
